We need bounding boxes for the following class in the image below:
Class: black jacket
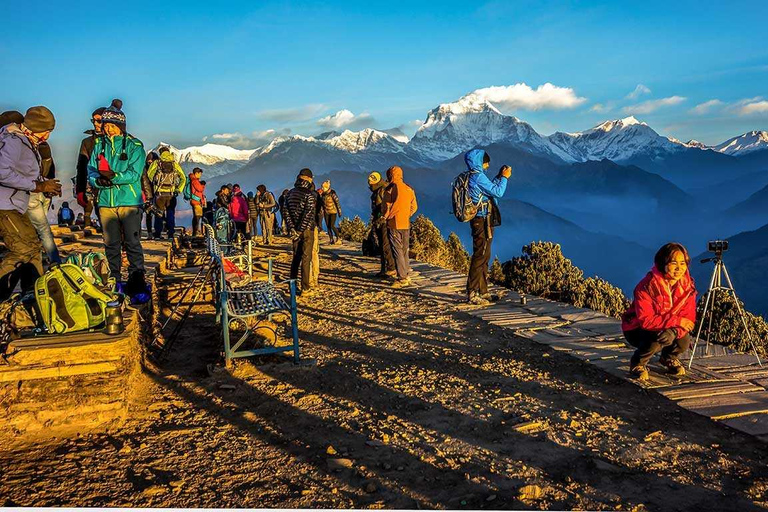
[75,130,98,194]
[283,179,319,233]
[369,180,388,220]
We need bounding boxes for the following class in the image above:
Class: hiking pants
[84,194,95,228]
[388,228,410,280]
[249,215,259,238]
[26,192,62,265]
[291,227,317,291]
[259,212,274,244]
[467,216,493,295]
[145,211,154,238]
[324,213,340,242]
[624,328,692,368]
[375,221,396,273]
[100,206,145,279]
[153,194,177,238]
[192,203,203,237]
[0,209,43,288]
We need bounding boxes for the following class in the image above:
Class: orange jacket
[383,166,417,230]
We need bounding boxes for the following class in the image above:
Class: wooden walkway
[325,238,768,442]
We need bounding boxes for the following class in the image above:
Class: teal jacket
[87,134,145,207]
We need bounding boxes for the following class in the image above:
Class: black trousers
[290,228,316,291]
[375,221,395,273]
[467,216,493,295]
[325,213,340,241]
[624,328,692,368]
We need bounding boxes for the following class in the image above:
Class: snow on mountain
[382,127,410,143]
[254,129,406,158]
[668,138,709,150]
[713,131,768,156]
[547,116,682,162]
[153,142,257,178]
[409,97,575,163]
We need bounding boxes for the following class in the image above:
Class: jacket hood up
[465,149,486,173]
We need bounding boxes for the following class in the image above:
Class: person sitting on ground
[319,180,342,245]
[188,167,205,237]
[283,168,320,296]
[147,146,186,240]
[368,171,396,278]
[228,184,249,237]
[87,99,149,302]
[621,242,697,381]
[74,212,85,227]
[0,106,62,300]
[256,184,277,245]
[382,166,418,288]
[58,201,75,226]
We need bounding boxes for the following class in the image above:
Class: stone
[326,445,338,455]
[365,482,377,493]
[518,485,543,500]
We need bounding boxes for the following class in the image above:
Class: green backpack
[35,264,116,334]
[65,251,111,287]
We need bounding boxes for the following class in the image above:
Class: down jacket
[621,267,697,339]
[87,134,146,208]
[283,178,318,233]
[0,124,41,214]
[382,166,417,230]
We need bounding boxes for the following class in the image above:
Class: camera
[708,240,729,254]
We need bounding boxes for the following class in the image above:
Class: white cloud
[589,103,612,113]
[626,84,652,100]
[689,99,724,115]
[258,104,327,123]
[202,128,291,149]
[623,96,686,114]
[317,109,375,129]
[737,100,768,116]
[466,82,587,111]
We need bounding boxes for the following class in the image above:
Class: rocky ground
[2,236,768,510]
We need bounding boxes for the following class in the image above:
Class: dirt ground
[2,238,768,510]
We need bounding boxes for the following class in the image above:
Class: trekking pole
[159,263,217,360]
[161,257,211,331]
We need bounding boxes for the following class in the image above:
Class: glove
[95,176,113,187]
[499,165,512,179]
[77,192,88,208]
[656,328,677,346]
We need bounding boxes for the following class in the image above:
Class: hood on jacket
[386,165,403,183]
[465,149,487,173]
[159,151,176,163]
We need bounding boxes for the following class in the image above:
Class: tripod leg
[721,264,763,368]
[689,264,719,369]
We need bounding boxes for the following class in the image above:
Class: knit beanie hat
[91,106,106,118]
[101,99,126,129]
[23,106,56,133]
[367,171,381,185]
[0,110,24,129]
[298,168,313,179]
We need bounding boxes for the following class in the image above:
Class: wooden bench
[203,224,300,366]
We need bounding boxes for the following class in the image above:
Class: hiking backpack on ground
[65,251,111,288]
[0,293,40,347]
[213,208,233,244]
[153,160,180,191]
[362,226,381,257]
[35,264,115,334]
[451,171,483,222]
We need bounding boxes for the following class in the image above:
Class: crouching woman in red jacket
[621,243,697,381]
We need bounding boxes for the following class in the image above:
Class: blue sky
[2,0,767,178]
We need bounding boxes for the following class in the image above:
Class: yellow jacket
[147,152,186,194]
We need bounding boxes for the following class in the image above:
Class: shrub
[409,215,447,266]
[444,232,470,274]
[339,216,367,243]
[489,257,504,285]
[695,292,768,355]
[501,241,629,318]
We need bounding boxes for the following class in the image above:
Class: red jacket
[189,174,206,206]
[621,267,697,338]
[228,192,249,222]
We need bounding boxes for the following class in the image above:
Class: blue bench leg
[220,270,233,367]
[289,279,300,364]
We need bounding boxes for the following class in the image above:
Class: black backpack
[451,171,482,222]
[153,160,179,190]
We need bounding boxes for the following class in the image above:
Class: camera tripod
[687,254,763,369]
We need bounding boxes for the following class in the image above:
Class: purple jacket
[0,124,41,213]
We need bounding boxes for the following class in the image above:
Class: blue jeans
[26,192,61,264]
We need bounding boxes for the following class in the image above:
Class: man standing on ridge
[256,184,277,245]
[87,99,149,302]
[463,149,511,305]
[283,168,320,296]
[75,106,106,229]
[368,171,396,278]
[147,146,186,239]
[0,106,62,299]
[187,167,205,236]
[382,165,417,288]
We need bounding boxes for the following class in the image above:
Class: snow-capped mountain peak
[714,130,768,156]
[323,128,405,153]
[590,116,645,133]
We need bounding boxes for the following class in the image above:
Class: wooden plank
[567,347,635,362]
[0,361,121,383]
[658,381,762,401]
[722,414,768,436]
[678,391,768,420]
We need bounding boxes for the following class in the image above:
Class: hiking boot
[629,365,649,381]
[385,270,397,278]
[480,292,501,302]
[660,356,686,377]
[468,292,491,306]
[391,278,411,288]
[374,271,389,278]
